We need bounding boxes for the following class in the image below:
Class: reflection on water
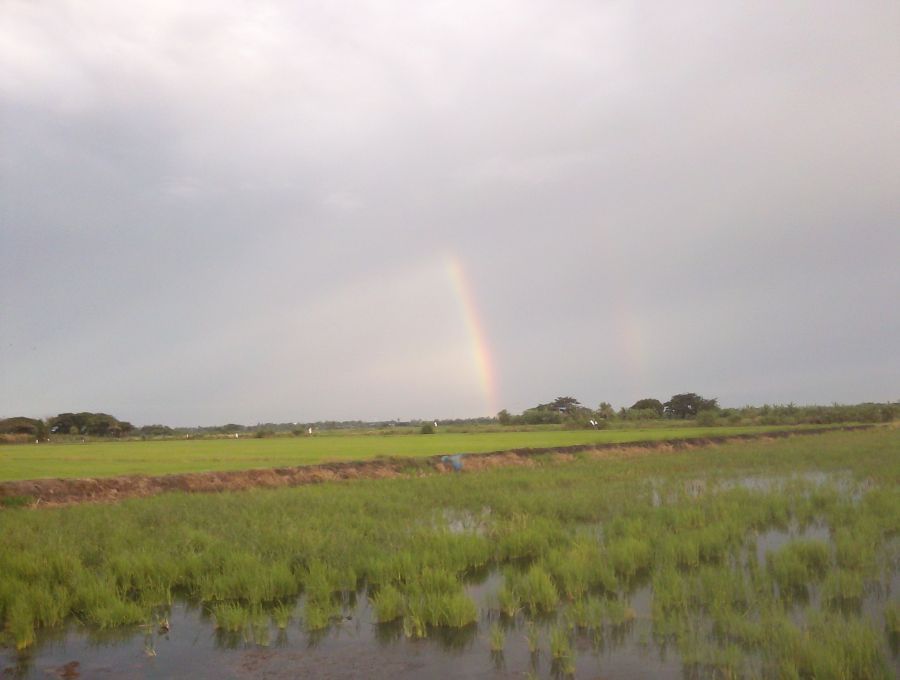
[3,475,899,679]
[0,578,683,680]
[9,560,893,680]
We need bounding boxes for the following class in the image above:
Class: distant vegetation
[497,395,896,429]
[0,398,894,445]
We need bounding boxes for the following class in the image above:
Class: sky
[1,1,898,426]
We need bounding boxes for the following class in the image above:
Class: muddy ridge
[0,426,873,507]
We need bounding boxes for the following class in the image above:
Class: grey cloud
[2,1,898,424]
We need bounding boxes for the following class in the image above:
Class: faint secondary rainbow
[446,255,500,416]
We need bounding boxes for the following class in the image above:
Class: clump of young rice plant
[821,569,864,608]
[270,602,294,629]
[834,525,878,571]
[606,536,652,581]
[567,596,604,630]
[771,611,889,679]
[402,610,426,639]
[488,621,505,652]
[303,599,338,632]
[371,584,405,623]
[604,597,636,627]
[767,539,830,598]
[212,602,248,633]
[525,620,540,653]
[504,565,558,614]
[885,600,900,637]
[496,582,520,617]
[437,592,478,628]
[549,624,575,676]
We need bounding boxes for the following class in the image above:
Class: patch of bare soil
[0,426,873,508]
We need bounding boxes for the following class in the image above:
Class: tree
[631,398,664,417]
[596,402,616,419]
[550,396,582,415]
[497,409,512,425]
[49,412,132,437]
[664,393,718,419]
[0,417,44,436]
[140,424,174,437]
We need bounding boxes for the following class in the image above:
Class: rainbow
[445,255,500,416]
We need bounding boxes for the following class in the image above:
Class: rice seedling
[302,599,337,632]
[488,621,505,652]
[402,610,426,639]
[885,600,900,636]
[771,611,889,679]
[371,584,404,623]
[834,525,878,571]
[249,613,271,646]
[506,565,558,614]
[567,596,604,630]
[525,620,540,653]
[435,592,478,628]
[496,582,520,617]
[604,597,636,627]
[767,539,830,598]
[5,599,35,650]
[212,602,247,633]
[270,602,294,629]
[821,569,864,608]
[549,624,575,675]
[606,536,652,581]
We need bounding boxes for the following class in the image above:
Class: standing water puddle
[1,584,681,679]
[3,472,898,679]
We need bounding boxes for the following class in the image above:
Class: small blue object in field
[441,454,464,472]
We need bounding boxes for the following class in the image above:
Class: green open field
[0,424,838,481]
[1,427,898,676]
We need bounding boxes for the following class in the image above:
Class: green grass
[0,427,897,677]
[0,424,838,481]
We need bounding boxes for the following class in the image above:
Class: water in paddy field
[0,589,680,679]
[4,558,897,680]
[3,474,899,679]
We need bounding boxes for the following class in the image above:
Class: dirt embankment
[0,426,873,507]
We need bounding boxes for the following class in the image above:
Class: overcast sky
[1,1,898,426]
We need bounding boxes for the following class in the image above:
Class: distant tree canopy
[48,412,133,437]
[514,397,598,425]
[596,402,616,419]
[664,393,718,419]
[550,396,582,415]
[520,397,576,424]
[0,417,46,437]
[631,398,664,416]
[139,424,174,437]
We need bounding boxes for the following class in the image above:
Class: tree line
[497,395,896,428]
[1,397,895,442]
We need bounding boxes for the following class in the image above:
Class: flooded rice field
[0,589,678,679]
[2,430,899,678]
[3,525,898,679]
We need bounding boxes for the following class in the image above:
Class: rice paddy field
[0,423,836,481]
[1,427,898,678]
